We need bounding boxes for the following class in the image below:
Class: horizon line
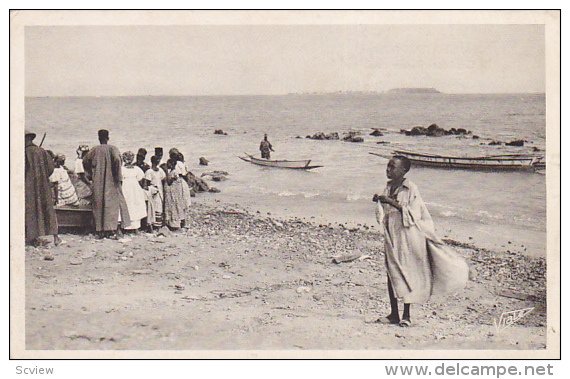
[25,92,547,98]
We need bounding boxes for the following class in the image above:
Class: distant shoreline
[25,92,546,99]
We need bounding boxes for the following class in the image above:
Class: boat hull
[369,151,544,171]
[55,205,94,229]
[239,154,323,170]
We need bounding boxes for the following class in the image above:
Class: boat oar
[39,132,47,147]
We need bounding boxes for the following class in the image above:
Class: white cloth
[49,167,79,206]
[375,200,385,235]
[144,167,166,199]
[174,161,188,176]
[121,166,147,229]
[74,158,85,174]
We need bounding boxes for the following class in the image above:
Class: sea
[25,93,547,256]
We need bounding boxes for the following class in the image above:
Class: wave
[346,193,363,201]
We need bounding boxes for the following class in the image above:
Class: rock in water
[370,129,384,137]
[401,124,472,137]
[506,139,524,146]
[306,132,340,140]
[342,131,364,142]
[201,171,229,182]
[214,129,227,135]
[199,157,209,166]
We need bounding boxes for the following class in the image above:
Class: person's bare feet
[53,235,62,246]
[374,313,400,325]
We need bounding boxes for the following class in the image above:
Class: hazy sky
[25,25,545,96]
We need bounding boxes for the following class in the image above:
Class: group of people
[25,129,196,244]
[25,129,469,327]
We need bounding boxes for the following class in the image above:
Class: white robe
[379,178,469,303]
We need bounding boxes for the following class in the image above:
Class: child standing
[373,155,469,327]
[144,155,166,229]
[120,151,147,232]
[163,158,190,230]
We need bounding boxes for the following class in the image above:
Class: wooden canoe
[55,205,94,229]
[239,153,323,170]
[369,150,545,171]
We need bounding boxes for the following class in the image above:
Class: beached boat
[369,150,545,171]
[55,204,94,229]
[239,153,323,170]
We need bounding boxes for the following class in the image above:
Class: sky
[25,24,545,96]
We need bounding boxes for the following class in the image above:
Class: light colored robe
[380,178,469,303]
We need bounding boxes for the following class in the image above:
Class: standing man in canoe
[259,134,275,159]
[25,130,61,246]
[83,129,130,238]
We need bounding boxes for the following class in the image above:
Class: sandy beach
[25,201,546,351]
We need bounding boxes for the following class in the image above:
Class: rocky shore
[25,203,546,351]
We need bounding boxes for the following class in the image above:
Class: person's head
[136,148,147,162]
[264,134,268,141]
[25,130,36,143]
[155,147,163,158]
[54,154,66,167]
[169,148,179,160]
[122,151,135,166]
[386,155,411,180]
[98,129,110,144]
[166,158,176,170]
[151,155,160,168]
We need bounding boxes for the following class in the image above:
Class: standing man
[83,129,130,238]
[259,134,275,159]
[25,130,61,246]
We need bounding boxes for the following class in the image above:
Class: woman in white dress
[120,151,147,231]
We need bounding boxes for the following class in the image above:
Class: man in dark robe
[82,129,130,238]
[25,130,61,246]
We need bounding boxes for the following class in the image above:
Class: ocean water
[25,94,547,255]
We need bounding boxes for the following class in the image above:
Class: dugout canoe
[239,153,323,170]
[369,150,545,171]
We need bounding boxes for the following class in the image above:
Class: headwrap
[54,153,66,162]
[122,151,135,164]
[78,145,90,152]
[168,148,180,158]
[137,148,147,157]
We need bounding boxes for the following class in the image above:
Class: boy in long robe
[373,156,469,327]
[82,129,130,238]
[25,130,61,246]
